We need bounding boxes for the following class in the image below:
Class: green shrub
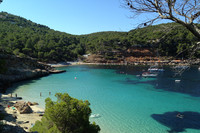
[30,93,100,133]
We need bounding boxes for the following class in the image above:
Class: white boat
[148,65,164,72]
[198,66,200,71]
[175,80,181,83]
[173,65,189,69]
[148,67,164,72]
[172,64,190,76]
[90,114,101,118]
[142,72,158,77]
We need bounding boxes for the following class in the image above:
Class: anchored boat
[142,72,158,77]
[148,65,165,72]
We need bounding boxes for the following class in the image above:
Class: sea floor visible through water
[7,65,200,133]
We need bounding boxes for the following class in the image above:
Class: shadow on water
[115,77,156,85]
[113,66,200,97]
[154,66,200,97]
[151,111,200,133]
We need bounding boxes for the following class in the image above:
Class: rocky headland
[0,53,66,93]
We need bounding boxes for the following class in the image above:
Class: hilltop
[0,11,199,64]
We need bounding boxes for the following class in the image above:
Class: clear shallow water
[7,65,200,133]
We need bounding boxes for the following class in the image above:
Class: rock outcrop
[1,122,27,133]
[0,53,66,92]
[14,101,32,114]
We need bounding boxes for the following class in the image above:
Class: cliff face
[0,54,52,92]
[84,48,157,64]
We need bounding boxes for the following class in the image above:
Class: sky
[0,0,168,35]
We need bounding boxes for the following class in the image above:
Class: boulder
[14,101,32,114]
[20,105,32,114]
[32,102,39,105]
[27,101,33,106]
[12,114,17,119]
[14,101,25,108]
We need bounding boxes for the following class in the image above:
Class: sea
[7,65,200,133]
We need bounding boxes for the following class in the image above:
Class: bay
[7,65,200,133]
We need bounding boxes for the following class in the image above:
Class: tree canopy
[30,93,100,133]
[0,12,199,62]
[124,0,200,40]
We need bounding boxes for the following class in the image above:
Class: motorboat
[173,65,189,69]
[148,66,164,72]
[175,80,181,83]
[142,72,158,77]
[172,64,190,77]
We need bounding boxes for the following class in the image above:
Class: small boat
[173,65,189,69]
[175,80,181,83]
[148,66,164,72]
[142,72,158,77]
[198,66,200,71]
[90,114,101,118]
[172,64,190,76]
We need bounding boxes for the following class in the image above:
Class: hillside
[0,12,199,63]
[0,12,82,62]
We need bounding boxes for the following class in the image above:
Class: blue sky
[0,0,168,35]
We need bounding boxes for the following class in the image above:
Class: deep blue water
[7,65,200,133]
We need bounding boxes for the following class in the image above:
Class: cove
[7,65,200,133]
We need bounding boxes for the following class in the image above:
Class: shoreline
[49,59,200,68]
[0,94,44,132]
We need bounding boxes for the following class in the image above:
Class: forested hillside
[81,23,199,58]
[0,12,84,62]
[0,12,199,63]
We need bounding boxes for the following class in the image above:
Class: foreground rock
[1,120,27,133]
[49,69,66,74]
[14,101,32,114]
[0,94,44,132]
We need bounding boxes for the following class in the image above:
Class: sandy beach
[48,61,90,67]
[0,94,44,132]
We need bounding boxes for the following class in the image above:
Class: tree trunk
[184,24,200,40]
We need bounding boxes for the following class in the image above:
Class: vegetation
[0,12,199,62]
[124,0,200,40]
[0,109,5,132]
[30,93,100,133]
[80,23,199,58]
[0,59,7,74]
[0,12,83,62]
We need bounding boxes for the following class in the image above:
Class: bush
[30,93,100,133]
[0,59,7,74]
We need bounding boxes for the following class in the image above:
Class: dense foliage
[79,23,199,58]
[0,108,5,132]
[0,12,199,62]
[30,93,100,133]
[0,59,7,74]
[0,12,84,62]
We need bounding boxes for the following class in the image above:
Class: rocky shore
[84,54,200,66]
[0,94,44,133]
[0,53,66,93]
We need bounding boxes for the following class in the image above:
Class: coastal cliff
[0,53,65,92]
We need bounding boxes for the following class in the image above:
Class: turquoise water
[8,65,200,133]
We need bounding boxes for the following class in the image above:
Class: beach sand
[0,94,44,132]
